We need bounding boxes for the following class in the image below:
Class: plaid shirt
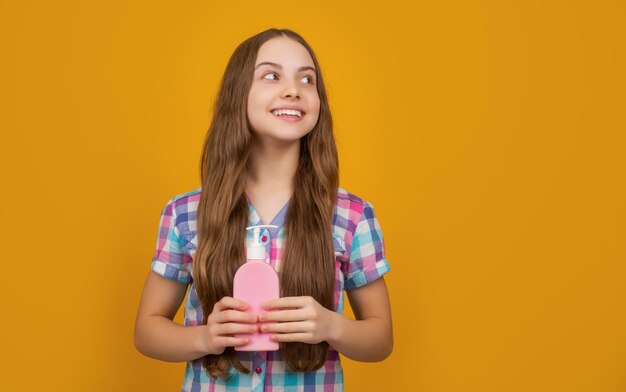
[151,187,390,392]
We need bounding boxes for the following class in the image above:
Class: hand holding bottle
[258,296,339,344]
[201,296,258,355]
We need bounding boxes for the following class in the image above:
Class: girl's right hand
[202,296,258,355]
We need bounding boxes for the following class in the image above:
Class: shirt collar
[247,198,291,238]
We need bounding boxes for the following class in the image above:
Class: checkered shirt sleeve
[150,198,193,284]
[344,201,390,290]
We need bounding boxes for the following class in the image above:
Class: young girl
[134,28,393,391]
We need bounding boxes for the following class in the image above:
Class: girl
[134,28,393,391]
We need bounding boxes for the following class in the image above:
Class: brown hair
[193,28,339,378]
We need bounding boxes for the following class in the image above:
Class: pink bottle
[233,225,280,351]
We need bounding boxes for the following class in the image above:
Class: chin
[252,127,312,144]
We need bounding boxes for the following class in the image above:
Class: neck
[247,137,300,193]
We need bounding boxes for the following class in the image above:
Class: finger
[259,309,306,322]
[269,333,312,343]
[216,309,257,324]
[262,296,309,310]
[216,336,251,347]
[215,296,249,312]
[216,322,258,335]
[260,321,311,334]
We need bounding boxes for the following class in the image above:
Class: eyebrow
[255,61,316,73]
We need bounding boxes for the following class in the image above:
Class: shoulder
[164,187,202,214]
[160,187,201,234]
[169,187,202,206]
[335,187,372,218]
[336,187,366,205]
[333,187,376,240]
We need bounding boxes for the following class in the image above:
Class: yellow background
[1,0,624,391]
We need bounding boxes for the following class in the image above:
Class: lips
[270,106,306,114]
[271,110,304,122]
[271,110,303,118]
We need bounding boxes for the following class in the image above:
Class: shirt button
[261,235,268,242]
[255,367,263,374]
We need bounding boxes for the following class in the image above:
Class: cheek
[247,91,267,120]
[310,98,321,121]
[246,88,259,109]
[249,88,275,110]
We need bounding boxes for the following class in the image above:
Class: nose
[281,79,300,99]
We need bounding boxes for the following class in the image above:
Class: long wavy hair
[193,28,339,378]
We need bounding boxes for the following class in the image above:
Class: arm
[134,271,257,362]
[259,276,393,362]
[133,271,209,362]
[329,200,393,361]
[328,276,393,361]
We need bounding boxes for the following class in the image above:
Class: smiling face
[247,36,321,145]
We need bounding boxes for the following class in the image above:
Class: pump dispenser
[233,225,280,351]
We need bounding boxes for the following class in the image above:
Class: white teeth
[272,109,302,117]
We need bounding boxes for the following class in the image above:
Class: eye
[261,71,315,84]
[262,72,278,81]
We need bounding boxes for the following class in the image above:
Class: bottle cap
[245,225,278,261]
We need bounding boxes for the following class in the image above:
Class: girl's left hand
[258,296,338,344]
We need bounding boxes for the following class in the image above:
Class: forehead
[255,37,315,70]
